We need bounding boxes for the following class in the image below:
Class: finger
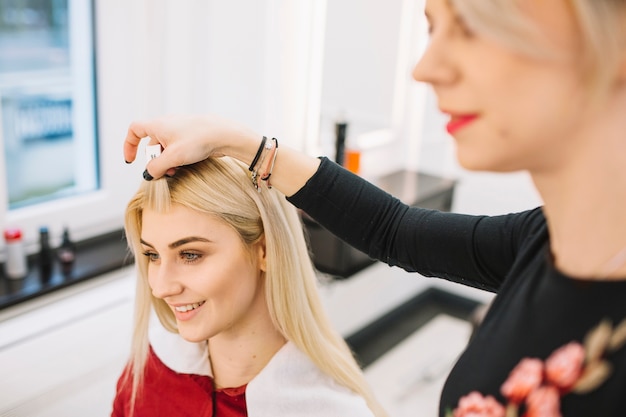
[143,148,175,181]
[164,167,178,177]
[123,121,152,163]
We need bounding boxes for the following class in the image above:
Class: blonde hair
[123,157,386,416]
[450,0,626,96]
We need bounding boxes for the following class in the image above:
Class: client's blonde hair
[123,156,386,416]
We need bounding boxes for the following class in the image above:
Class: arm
[122,115,541,291]
[123,114,320,197]
[289,158,544,292]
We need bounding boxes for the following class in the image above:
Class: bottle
[3,228,28,279]
[334,118,348,166]
[57,226,76,275]
[39,226,53,280]
[344,147,361,174]
[343,134,361,175]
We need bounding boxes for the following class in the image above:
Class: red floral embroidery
[545,342,585,390]
[526,386,561,417]
[500,358,543,403]
[452,391,505,417]
[446,318,626,417]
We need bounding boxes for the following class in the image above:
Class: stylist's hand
[124,114,259,180]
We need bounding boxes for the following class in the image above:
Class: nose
[411,35,458,86]
[148,262,184,300]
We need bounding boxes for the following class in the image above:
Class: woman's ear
[255,236,267,272]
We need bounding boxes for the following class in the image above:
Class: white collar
[148,312,375,417]
[148,311,212,376]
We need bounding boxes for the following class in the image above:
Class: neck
[531,103,626,280]
[208,302,286,389]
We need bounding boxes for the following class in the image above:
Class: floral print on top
[447,318,626,417]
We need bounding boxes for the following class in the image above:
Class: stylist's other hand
[124,114,258,180]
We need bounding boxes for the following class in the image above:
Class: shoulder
[508,206,548,253]
[479,206,546,234]
[476,206,547,249]
[246,342,375,417]
[516,206,547,235]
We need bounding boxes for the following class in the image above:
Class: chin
[178,326,210,343]
[456,150,517,173]
[456,154,491,172]
[180,334,208,344]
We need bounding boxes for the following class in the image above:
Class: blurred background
[0,1,542,416]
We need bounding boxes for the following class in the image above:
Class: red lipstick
[446,114,477,135]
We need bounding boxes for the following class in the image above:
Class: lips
[446,114,478,135]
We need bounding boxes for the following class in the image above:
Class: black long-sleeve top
[288,157,626,416]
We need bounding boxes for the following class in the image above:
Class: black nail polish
[143,170,153,181]
[125,160,132,164]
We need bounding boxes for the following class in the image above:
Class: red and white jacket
[111,317,375,417]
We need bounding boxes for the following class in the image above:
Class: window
[0,0,98,210]
[0,0,109,252]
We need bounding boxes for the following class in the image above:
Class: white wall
[131,0,327,151]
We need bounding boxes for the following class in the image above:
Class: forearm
[288,158,527,291]
[288,157,410,261]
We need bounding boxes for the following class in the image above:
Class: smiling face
[414,0,591,174]
[140,204,267,343]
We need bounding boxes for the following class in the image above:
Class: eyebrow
[140,237,212,249]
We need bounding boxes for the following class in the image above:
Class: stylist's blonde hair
[451,0,626,97]
[124,156,386,417]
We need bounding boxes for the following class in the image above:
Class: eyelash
[142,251,159,262]
[141,251,202,264]
[180,251,202,264]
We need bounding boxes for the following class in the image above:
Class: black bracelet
[248,136,268,171]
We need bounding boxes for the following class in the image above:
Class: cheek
[145,264,157,288]
[453,115,539,172]
[229,265,263,303]
[205,257,261,301]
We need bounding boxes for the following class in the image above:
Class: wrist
[218,126,262,166]
[240,135,266,169]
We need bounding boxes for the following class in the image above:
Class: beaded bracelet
[250,137,275,191]
[249,136,279,191]
[260,138,279,188]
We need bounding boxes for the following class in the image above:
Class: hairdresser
[124,1,626,415]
